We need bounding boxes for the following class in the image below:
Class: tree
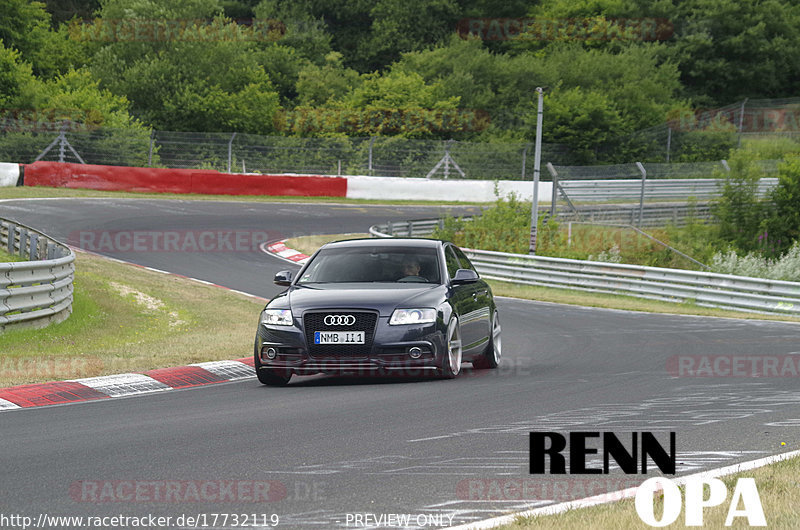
[0,42,40,109]
[712,150,768,253]
[666,0,800,105]
[88,1,283,132]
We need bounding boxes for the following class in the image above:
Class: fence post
[521,144,529,179]
[368,136,375,176]
[721,159,730,172]
[547,162,558,218]
[636,161,646,227]
[148,130,155,166]
[737,98,748,148]
[666,127,671,163]
[227,132,236,173]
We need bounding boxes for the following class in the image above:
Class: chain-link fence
[0,120,577,180]
[598,97,800,162]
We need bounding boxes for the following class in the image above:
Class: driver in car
[400,258,423,281]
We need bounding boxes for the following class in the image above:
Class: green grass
[0,246,26,262]
[0,251,265,386]
[499,454,800,529]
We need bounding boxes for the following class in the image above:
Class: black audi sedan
[254,238,501,385]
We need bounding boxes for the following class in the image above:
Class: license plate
[314,331,365,344]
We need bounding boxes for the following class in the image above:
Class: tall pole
[529,87,544,255]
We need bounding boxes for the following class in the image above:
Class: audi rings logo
[324,315,356,326]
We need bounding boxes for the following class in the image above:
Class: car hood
[281,283,447,317]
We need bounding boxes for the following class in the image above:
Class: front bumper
[256,317,445,376]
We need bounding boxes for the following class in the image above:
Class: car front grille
[303,311,379,358]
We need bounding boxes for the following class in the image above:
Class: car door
[452,245,492,350]
[445,244,482,353]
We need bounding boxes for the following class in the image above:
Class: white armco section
[0,163,20,187]
[345,175,552,203]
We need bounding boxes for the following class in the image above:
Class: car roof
[321,238,444,250]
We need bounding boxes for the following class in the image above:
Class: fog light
[408,347,422,359]
[263,347,277,360]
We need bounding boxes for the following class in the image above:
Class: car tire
[254,341,291,386]
[438,317,462,378]
[473,310,501,369]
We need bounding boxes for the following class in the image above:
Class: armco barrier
[0,218,75,332]
[23,161,348,197]
[370,220,800,316]
[557,177,778,202]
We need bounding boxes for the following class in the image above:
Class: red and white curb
[262,240,310,265]
[0,248,269,412]
[0,358,256,411]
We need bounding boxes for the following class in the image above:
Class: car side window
[452,246,477,272]
[444,245,461,279]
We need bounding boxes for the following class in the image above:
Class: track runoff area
[0,197,798,530]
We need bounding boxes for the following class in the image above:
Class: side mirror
[452,268,479,284]
[274,270,293,286]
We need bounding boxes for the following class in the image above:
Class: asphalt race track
[2,198,800,529]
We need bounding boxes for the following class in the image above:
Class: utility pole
[529,87,544,254]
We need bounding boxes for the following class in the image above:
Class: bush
[710,242,800,281]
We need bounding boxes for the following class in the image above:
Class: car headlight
[260,309,293,326]
[389,308,436,325]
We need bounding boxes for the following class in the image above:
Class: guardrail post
[18,227,27,257]
[29,233,39,261]
[407,221,413,237]
[636,161,647,227]
[7,223,16,253]
[387,221,393,236]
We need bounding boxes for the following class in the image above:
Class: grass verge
[0,185,484,206]
[285,234,800,323]
[0,246,26,262]
[499,454,800,529]
[0,251,264,387]
[286,233,369,256]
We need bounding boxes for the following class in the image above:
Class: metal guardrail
[370,220,800,315]
[553,203,713,227]
[0,218,75,332]
[555,177,778,203]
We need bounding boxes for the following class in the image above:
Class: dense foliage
[3,0,800,161]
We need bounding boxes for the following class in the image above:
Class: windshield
[297,246,441,284]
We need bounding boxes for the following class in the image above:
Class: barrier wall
[22,161,554,202]
[345,175,551,202]
[0,163,20,187]
[23,162,348,197]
